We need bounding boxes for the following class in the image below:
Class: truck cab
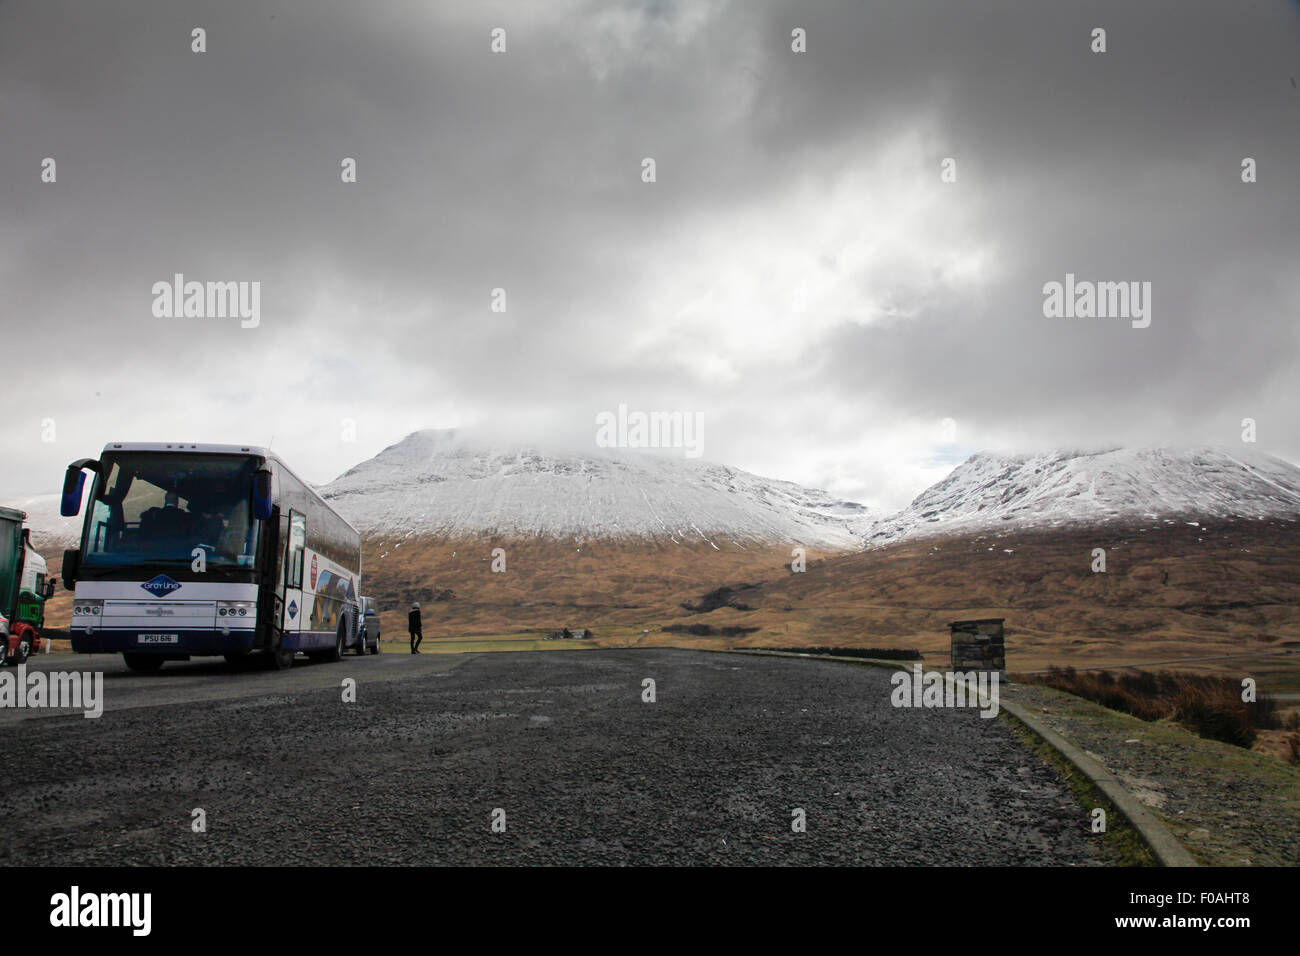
[0,506,56,665]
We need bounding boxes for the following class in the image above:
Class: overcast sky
[2,0,1298,512]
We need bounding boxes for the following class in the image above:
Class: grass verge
[1008,681,1300,865]
[1001,709,1157,867]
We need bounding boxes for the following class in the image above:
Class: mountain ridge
[857,445,1300,545]
[319,428,867,549]
[10,437,1300,553]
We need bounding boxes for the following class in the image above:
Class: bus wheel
[123,654,165,673]
[266,631,294,670]
[323,623,345,663]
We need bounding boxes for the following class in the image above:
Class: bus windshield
[81,453,261,571]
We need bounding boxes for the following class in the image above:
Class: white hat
[412,602,420,608]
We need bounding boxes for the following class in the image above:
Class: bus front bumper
[70,628,258,656]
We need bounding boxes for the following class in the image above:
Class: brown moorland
[652,517,1300,675]
[39,517,1300,689]
[359,517,1300,676]
[357,535,834,638]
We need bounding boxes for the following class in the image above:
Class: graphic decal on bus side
[309,566,356,632]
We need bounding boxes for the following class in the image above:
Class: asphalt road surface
[0,648,1103,865]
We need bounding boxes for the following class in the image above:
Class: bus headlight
[216,601,256,622]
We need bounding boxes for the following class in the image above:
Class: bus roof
[101,442,271,456]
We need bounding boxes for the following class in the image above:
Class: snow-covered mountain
[319,429,868,548]
[858,446,1300,544]
[12,440,1299,556]
[0,493,82,552]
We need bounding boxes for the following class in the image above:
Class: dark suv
[357,596,381,654]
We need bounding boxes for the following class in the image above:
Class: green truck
[0,506,56,665]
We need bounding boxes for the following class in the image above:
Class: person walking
[408,602,423,654]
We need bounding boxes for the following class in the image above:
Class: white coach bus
[60,442,364,672]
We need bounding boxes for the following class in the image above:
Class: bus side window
[286,511,306,588]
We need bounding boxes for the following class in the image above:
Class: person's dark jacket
[408,608,422,632]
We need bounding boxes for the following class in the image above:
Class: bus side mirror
[62,549,80,591]
[60,458,98,517]
[61,467,86,517]
[43,581,56,600]
[252,469,273,521]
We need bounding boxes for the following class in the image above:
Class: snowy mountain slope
[319,429,868,548]
[13,440,1299,556]
[857,446,1300,544]
[0,493,83,552]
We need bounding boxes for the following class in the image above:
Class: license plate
[138,633,179,644]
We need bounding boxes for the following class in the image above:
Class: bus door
[281,511,306,643]
[256,509,282,645]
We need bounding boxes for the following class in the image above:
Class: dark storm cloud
[1,0,1296,506]
[786,0,1300,462]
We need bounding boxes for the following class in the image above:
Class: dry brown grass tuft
[1022,665,1279,748]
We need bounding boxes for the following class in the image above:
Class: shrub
[661,624,760,637]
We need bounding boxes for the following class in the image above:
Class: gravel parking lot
[0,649,1102,865]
